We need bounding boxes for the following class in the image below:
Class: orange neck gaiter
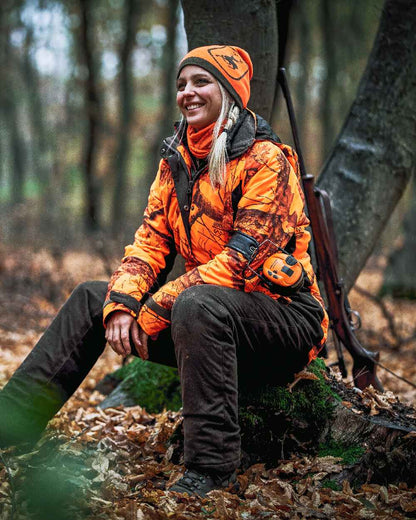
[186,122,216,159]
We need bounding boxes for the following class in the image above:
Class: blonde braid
[208,83,240,187]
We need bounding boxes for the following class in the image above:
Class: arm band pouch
[226,231,259,261]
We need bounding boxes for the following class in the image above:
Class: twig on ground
[353,285,409,350]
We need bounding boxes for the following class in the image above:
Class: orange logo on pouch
[208,46,249,80]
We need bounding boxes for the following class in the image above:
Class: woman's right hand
[105,311,149,360]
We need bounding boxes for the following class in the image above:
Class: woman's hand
[105,311,149,360]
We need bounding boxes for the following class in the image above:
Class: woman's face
[176,65,223,129]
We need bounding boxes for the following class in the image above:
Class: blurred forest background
[1,4,416,516]
[2,0,397,252]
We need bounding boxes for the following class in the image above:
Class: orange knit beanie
[177,45,253,109]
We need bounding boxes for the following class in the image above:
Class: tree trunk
[96,358,416,485]
[381,177,416,298]
[143,0,180,207]
[294,0,311,148]
[78,0,101,232]
[320,0,337,160]
[180,0,278,121]
[111,0,142,236]
[318,0,416,291]
[1,20,26,206]
[269,0,293,121]
[8,107,25,206]
[22,26,50,195]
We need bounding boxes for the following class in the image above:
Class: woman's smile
[176,65,222,129]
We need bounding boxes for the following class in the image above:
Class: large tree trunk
[180,0,278,121]
[269,0,293,121]
[294,0,311,148]
[318,0,416,291]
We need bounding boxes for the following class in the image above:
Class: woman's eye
[177,84,185,91]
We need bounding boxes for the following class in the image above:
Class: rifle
[278,67,383,391]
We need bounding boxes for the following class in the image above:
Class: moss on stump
[238,358,338,465]
[98,358,182,414]
[98,358,335,463]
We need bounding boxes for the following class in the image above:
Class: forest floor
[0,246,415,519]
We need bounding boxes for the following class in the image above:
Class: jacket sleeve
[139,142,310,336]
[103,160,176,324]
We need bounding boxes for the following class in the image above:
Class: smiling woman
[0,44,328,499]
[176,67,223,129]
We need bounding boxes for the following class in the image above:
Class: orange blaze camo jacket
[103,110,328,360]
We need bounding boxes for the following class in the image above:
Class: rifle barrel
[277,68,307,178]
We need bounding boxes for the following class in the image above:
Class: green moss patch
[318,439,365,465]
[102,358,182,414]
[239,359,337,465]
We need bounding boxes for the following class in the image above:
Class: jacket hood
[226,110,280,160]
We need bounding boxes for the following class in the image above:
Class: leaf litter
[0,248,416,519]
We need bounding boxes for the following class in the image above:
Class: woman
[0,45,328,497]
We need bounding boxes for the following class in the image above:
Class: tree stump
[95,358,416,485]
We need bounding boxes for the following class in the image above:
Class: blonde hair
[208,82,240,187]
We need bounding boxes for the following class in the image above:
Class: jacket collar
[160,109,280,161]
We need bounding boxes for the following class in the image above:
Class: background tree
[318,0,416,290]
[144,0,180,201]
[22,25,51,201]
[181,0,278,120]
[1,2,27,210]
[320,0,337,159]
[77,0,101,232]
[381,177,416,299]
[110,0,143,236]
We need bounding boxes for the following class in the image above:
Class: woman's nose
[182,83,195,95]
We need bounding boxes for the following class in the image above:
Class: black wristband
[227,230,259,261]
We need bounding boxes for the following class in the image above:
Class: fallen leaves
[2,384,416,520]
[1,249,416,519]
[287,370,320,392]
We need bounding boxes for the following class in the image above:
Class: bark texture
[318,0,416,291]
[180,0,278,120]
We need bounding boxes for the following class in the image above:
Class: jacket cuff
[138,297,171,336]
[102,302,137,326]
[104,291,142,316]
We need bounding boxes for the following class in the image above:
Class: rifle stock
[278,68,383,391]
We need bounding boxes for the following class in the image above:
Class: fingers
[105,311,152,361]
[130,320,147,360]
[105,311,134,357]
[137,328,149,361]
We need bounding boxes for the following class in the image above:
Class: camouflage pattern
[103,112,328,357]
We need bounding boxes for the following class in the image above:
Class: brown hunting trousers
[0,281,324,473]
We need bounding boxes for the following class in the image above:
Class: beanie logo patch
[208,46,249,81]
